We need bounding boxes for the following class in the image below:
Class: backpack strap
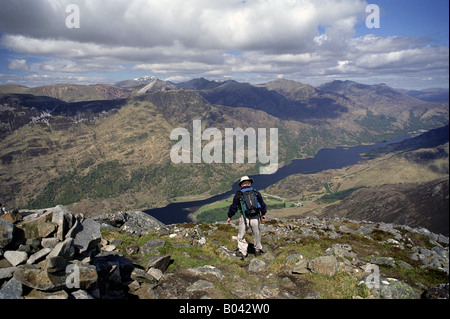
[236,190,245,214]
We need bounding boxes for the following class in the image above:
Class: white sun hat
[239,176,254,186]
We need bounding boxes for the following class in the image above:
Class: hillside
[1,90,287,214]
[0,84,131,102]
[262,129,449,235]
[321,177,449,236]
[0,78,448,217]
[1,206,448,300]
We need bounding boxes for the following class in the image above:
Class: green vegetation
[194,193,292,223]
[28,161,135,208]
[355,110,397,133]
[3,85,448,215]
[101,218,448,299]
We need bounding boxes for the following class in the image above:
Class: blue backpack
[238,187,261,218]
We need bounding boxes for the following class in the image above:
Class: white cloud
[0,0,448,89]
[0,0,367,51]
[8,59,29,71]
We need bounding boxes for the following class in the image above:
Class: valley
[193,126,449,235]
[0,77,448,234]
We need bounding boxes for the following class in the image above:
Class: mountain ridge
[0,77,448,218]
[2,76,448,105]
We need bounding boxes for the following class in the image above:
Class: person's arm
[227,192,240,223]
[256,192,267,215]
[256,192,267,221]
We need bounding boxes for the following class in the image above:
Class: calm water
[144,134,411,224]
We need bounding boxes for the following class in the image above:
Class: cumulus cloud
[0,0,366,50]
[0,0,448,88]
[8,59,29,71]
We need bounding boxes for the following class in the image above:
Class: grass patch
[194,195,292,224]
[307,272,371,299]
[101,218,448,299]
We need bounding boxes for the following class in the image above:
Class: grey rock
[379,278,420,299]
[4,250,28,266]
[308,256,338,276]
[98,210,166,236]
[72,218,102,254]
[64,218,79,239]
[325,231,341,239]
[285,253,304,265]
[186,279,214,292]
[124,242,139,255]
[378,223,403,240]
[147,267,164,281]
[360,274,420,299]
[71,290,95,299]
[327,244,357,259]
[305,292,321,299]
[14,264,67,291]
[20,208,50,221]
[421,283,449,299]
[27,247,52,264]
[41,237,60,249]
[356,225,374,235]
[436,234,449,245]
[217,246,241,260]
[186,265,224,280]
[47,237,75,260]
[0,218,14,249]
[120,221,143,236]
[299,227,320,239]
[124,211,166,231]
[256,283,280,298]
[0,267,16,280]
[248,258,267,272]
[18,238,41,254]
[51,205,74,240]
[16,210,53,239]
[141,238,165,254]
[92,211,127,228]
[398,260,414,269]
[0,277,23,299]
[370,256,396,267]
[131,267,157,284]
[25,290,69,299]
[146,255,172,272]
[37,256,69,273]
[38,222,57,238]
[339,225,356,234]
[292,259,309,274]
[68,261,98,290]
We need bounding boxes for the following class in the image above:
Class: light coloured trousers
[237,215,262,255]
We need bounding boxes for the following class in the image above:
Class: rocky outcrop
[1,206,449,299]
[0,206,167,299]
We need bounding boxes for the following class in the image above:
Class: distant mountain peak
[134,75,157,82]
[115,76,159,88]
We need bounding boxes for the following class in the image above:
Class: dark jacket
[228,186,267,218]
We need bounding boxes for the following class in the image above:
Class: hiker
[227,176,267,259]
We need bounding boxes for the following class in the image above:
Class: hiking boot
[235,251,247,260]
[254,249,263,257]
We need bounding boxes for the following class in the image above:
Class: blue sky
[357,0,448,44]
[0,0,448,89]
